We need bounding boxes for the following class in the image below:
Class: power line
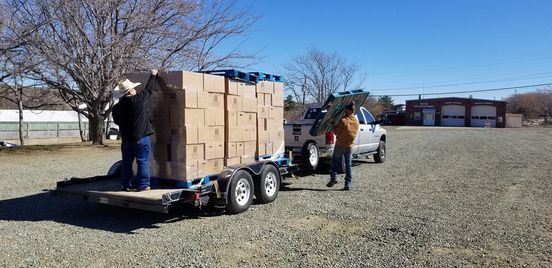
[369,82,552,97]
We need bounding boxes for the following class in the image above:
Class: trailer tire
[374,141,386,163]
[255,165,280,204]
[107,160,123,178]
[226,170,254,214]
[300,142,319,172]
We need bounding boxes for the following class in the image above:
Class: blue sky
[228,0,552,104]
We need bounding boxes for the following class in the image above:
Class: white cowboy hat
[112,79,141,99]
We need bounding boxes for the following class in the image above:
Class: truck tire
[374,141,386,163]
[226,170,254,214]
[301,142,319,172]
[335,155,346,174]
[255,165,280,204]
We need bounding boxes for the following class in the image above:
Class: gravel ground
[0,127,551,267]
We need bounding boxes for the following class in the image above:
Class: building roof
[405,97,506,103]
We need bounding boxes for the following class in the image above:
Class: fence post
[25,122,29,138]
[56,122,60,137]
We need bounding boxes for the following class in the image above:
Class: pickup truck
[285,104,387,172]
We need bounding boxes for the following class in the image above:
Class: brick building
[405,97,507,128]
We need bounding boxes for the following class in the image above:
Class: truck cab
[284,106,387,172]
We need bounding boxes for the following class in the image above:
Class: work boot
[326,179,338,187]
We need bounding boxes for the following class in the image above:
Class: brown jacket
[333,114,359,149]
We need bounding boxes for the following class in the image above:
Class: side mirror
[370,120,384,125]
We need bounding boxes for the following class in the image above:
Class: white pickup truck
[284,106,387,172]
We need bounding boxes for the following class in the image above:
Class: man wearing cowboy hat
[326,101,359,190]
[112,69,158,191]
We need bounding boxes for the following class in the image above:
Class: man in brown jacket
[326,101,359,190]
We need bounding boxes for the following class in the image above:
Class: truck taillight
[325,131,335,145]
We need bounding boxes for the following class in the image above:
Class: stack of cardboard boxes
[126,71,284,183]
[256,81,285,157]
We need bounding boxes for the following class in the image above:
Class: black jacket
[112,75,157,142]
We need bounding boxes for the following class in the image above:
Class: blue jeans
[330,146,353,187]
[121,136,151,189]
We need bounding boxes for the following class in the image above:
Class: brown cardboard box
[264,93,272,107]
[205,142,224,160]
[227,126,243,142]
[169,89,197,108]
[244,141,256,157]
[272,92,284,107]
[257,106,269,119]
[204,108,225,126]
[169,108,204,127]
[204,74,225,93]
[236,142,244,156]
[238,112,257,126]
[198,92,225,109]
[198,126,224,143]
[226,142,237,157]
[168,160,199,180]
[238,82,256,98]
[265,142,274,155]
[172,144,204,162]
[162,71,204,91]
[152,143,170,162]
[241,156,255,165]
[225,157,241,166]
[256,80,273,94]
[199,158,224,175]
[257,144,266,156]
[226,95,243,111]
[225,78,238,95]
[152,125,170,143]
[173,126,199,144]
[248,126,257,141]
[269,129,284,143]
[274,81,284,95]
[258,130,270,143]
[226,111,238,126]
[267,118,282,131]
[257,94,265,106]
[268,106,284,120]
[242,97,258,112]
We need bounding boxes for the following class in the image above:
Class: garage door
[471,105,496,127]
[441,105,466,127]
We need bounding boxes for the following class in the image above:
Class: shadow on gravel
[0,191,225,234]
[280,186,342,192]
[292,160,369,177]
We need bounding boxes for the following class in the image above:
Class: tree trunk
[88,113,105,145]
[78,111,85,142]
[18,88,25,146]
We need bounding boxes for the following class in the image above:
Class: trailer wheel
[226,170,254,214]
[255,165,280,204]
[374,141,386,163]
[107,160,122,178]
[300,142,319,172]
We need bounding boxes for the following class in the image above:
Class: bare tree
[505,89,552,125]
[1,0,257,144]
[284,47,365,104]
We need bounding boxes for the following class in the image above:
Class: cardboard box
[205,142,224,160]
[204,108,225,126]
[152,143,170,162]
[267,118,282,131]
[198,92,224,109]
[168,160,199,181]
[241,156,255,165]
[226,110,238,126]
[170,126,198,144]
[238,112,256,126]
[268,106,283,120]
[226,95,243,111]
[272,92,284,107]
[265,142,274,155]
[269,129,284,143]
[225,157,241,166]
[257,94,265,106]
[172,143,204,162]
[238,82,256,98]
[264,94,272,107]
[198,126,224,143]
[227,126,243,142]
[199,158,224,175]
[161,71,204,91]
[244,141,256,157]
[248,126,257,141]
[257,144,266,156]
[274,82,284,95]
[204,74,225,93]
[169,108,204,127]
[169,89,197,108]
[225,78,238,95]
[257,106,269,119]
[226,142,237,157]
[152,125,170,143]
[236,142,244,157]
[242,97,258,112]
[256,81,273,94]
[258,130,270,143]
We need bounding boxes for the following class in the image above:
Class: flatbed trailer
[53,155,292,214]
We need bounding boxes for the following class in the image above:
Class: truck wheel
[301,142,319,172]
[374,141,386,163]
[226,170,254,214]
[255,165,280,204]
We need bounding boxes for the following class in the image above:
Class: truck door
[355,110,370,153]
[362,108,379,152]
